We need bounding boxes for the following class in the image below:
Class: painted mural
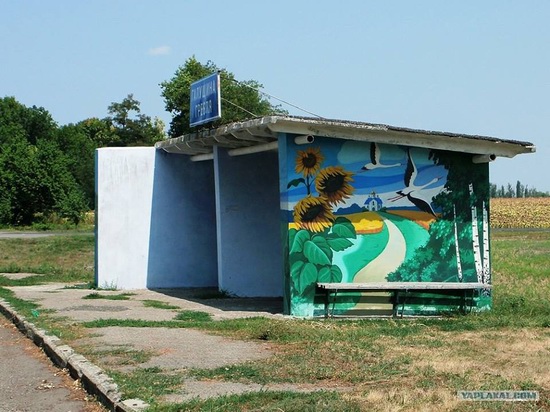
[283,135,492,317]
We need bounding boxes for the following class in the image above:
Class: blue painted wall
[214,146,283,297]
[147,150,218,288]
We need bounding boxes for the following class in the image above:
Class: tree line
[490,181,549,198]
[4,56,543,227]
[0,57,282,227]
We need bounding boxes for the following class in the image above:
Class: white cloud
[148,45,171,56]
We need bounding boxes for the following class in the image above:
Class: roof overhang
[155,115,536,158]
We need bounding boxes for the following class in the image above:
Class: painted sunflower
[315,166,354,205]
[295,147,324,177]
[293,196,335,233]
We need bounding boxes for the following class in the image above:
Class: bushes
[0,97,88,226]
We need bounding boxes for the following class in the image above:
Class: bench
[316,282,492,318]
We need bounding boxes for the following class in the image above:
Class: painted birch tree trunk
[482,201,491,285]
[453,205,463,282]
[469,183,483,283]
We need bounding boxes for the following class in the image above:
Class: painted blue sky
[286,138,447,212]
[2,1,548,190]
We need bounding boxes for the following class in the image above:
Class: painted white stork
[360,142,401,172]
[388,149,441,216]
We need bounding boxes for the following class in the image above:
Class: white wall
[96,147,155,289]
[95,147,219,290]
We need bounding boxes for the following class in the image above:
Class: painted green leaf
[289,252,305,267]
[290,230,310,254]
[297,262,318,295]
[332,222,356,239]
[317,266,332,283]
[288,228,297,250]
[335,216,354,225]
[312,235,333,262]
[287,178,306,189]
[291,260,305,281]
[303,240,331,266]
[327,237,354,251]
[333,217,357,238]
[330,265,343,282]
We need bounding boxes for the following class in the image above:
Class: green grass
[1,229,549,411]
[0,286,40,317]
[79,346,155,366]
[82,319,190,328]
[0,234,94,284]
[141,300,180,310]
[107,367,182,404]
[82,292,135,300]
[0,287,86,341]
[148,391,362,412]
[173,310,212,322]
[81,310,213,329]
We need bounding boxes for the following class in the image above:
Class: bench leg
[401,290,409,318]
[324,290,330,318]
[330,290,339,317]
[392,291,399,317]
[392,291,408,318]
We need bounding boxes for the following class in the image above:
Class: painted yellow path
[353,217,406,283]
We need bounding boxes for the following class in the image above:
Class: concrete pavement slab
[2,282,348,409]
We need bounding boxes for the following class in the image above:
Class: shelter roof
[155,115,535,158]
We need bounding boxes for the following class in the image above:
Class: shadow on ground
[151,287,284,315]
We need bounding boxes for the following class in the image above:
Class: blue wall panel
[147,150,218,288]
[214,146,283,297]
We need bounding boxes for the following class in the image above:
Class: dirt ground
[0,315,105,412]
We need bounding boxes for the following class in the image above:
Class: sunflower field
[490,197,550,228]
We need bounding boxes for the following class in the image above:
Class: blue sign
[190,73,221,127]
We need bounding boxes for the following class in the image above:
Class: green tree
[0,96,57,145]
[387,151,490,283]
[160,56,286,137]
[489,183,497,198]
[506,183,514,198]
[76,117,117,148]
[516,180,524,198]
[105,94,165,146]
[0,97,88,225]
[55,124,97,208]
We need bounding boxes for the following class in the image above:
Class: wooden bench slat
[317,282,492,291]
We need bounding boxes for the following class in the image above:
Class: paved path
[0,316,104,412]
[0,231,94,239]
[353,217,406,283]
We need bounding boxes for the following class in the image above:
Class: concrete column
[96,147,156,289]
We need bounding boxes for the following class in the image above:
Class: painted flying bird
[388,149,441,216]
[360,142,401,172]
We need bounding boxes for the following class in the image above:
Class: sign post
[190,73,222,127]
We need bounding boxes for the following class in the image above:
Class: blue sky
[2,1,549,191]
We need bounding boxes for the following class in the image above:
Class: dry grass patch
[380,328,550,388]
[352,387,459,412]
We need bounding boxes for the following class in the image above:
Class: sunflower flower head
[315,166,354,205]
[295,147,324,177]
[293,196,335,233]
